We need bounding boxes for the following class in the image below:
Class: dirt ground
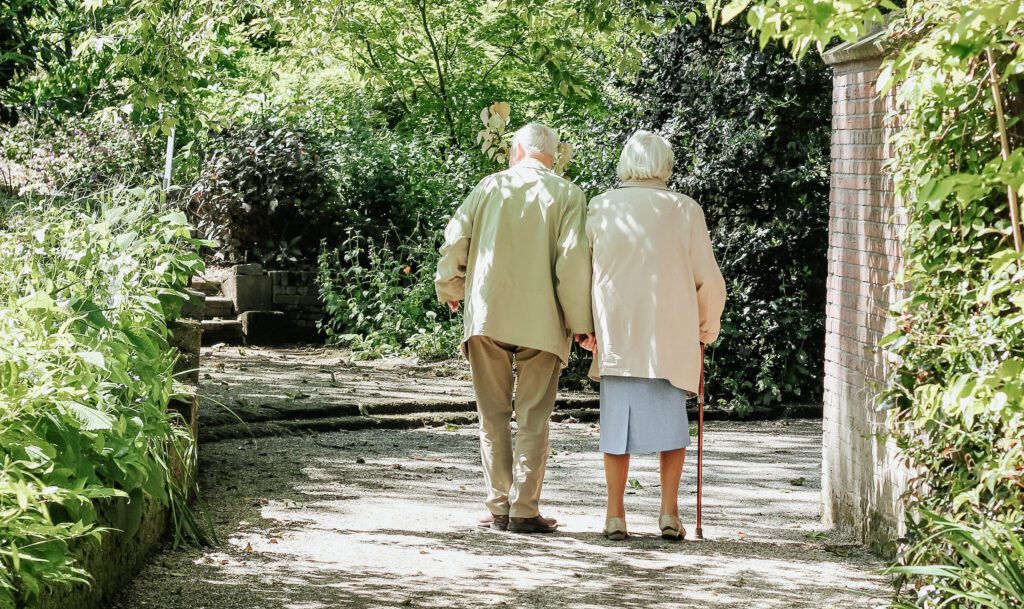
[113,378,892,609]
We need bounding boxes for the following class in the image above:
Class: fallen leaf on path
[628,478,643,490]
[391,463,403,470]
[356,457,366,464]
[269,538,279,544]
[243,543,254,554]
[790,477,806,486]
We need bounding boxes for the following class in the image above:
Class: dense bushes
[311,99,475,361]
[0,192,205,607]
[186,118,336,265]
[624,8,831,411]
[318,230,461,361]
[1,114,161,195]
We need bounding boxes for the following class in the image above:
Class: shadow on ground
[113,419,890,609]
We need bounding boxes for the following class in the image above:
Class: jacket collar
[513,157,554,172]
[620,178,670,190]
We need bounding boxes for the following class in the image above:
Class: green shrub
[864,4,1024,606]
[317,229,461,361]
[0,190,206,608]
[186,117,336,265]
[1,114,161,195]
[705,216,824,412]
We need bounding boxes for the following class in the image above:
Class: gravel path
[112,417,891,608]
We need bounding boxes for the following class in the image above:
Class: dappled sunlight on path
[113,420,889,609]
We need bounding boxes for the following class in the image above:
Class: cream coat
[435,158,594,362]
[586,179,726,396]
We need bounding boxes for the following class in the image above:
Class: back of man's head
[510,123,559,164]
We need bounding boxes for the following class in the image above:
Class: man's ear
[509,143,523,167]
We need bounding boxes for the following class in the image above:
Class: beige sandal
[659,514,685,541]
[603,517,628,541]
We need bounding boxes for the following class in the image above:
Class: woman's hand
[575,332,597,352]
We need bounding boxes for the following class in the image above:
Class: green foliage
[708,0,896,58]
[708,218,825,411]
[713,0,1024,604]
[0,191,207,607]
[1,113,161,195]
[319,0,639,149]
[878,3,1024,602]
[317,230,461,361]
[888,512,1024,609]
[186,117,335,265]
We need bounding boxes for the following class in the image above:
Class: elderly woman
[581,130,726,541]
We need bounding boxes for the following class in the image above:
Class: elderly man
[435,122,593,533]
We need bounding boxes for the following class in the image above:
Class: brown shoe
[478,512,509,531]
[508,515,558,534]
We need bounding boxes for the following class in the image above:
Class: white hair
[510,122,559,159]
[617,130,674,181]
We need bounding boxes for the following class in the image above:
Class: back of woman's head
[617,130,674,182]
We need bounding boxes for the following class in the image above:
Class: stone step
[191,278,223,296]
[199,411,480,442]
[201,319,244,345]
[194,385,822,442]
[203,296,235,320]
[198,395,602,429]
[180,289,207,321]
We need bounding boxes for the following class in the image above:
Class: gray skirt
[599,376,691,455]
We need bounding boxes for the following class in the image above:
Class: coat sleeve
[554,187,594,334]
[434,187,478,304]
[689,205,727,344]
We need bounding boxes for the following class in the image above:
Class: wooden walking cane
[694,342,706,541]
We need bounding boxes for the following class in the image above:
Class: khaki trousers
[466,335,562,518]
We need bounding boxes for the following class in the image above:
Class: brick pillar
[821,35,907,555]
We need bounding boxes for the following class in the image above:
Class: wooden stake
[987,48,1024,254]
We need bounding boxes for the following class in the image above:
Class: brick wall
[821,41,908,555]
[269,270,324,332]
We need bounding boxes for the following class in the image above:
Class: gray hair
[617,130,674,181]
[510,122,559,159]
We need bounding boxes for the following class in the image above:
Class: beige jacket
[435,158,594,362]
[586,179,726,395]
